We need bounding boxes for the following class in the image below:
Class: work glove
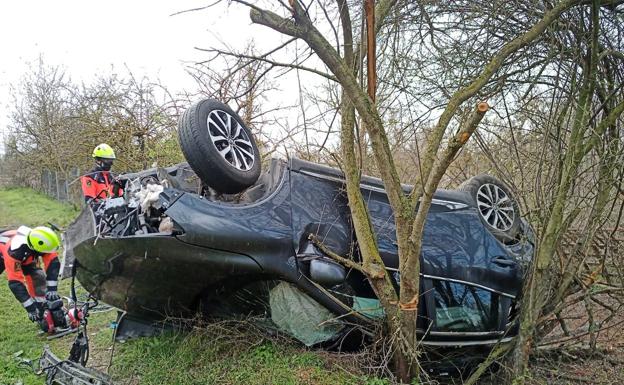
[45,291,60,302]
[112,177,125,196]
[27,309,40,322]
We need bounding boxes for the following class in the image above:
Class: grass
[0,187,79,229]
[111,327,374,385]
[0,188,378,385]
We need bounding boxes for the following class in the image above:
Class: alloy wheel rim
[476,183,515,231]
[206,110,255,171]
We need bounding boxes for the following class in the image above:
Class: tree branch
[195,47,337,82]
[308,234,373,276]
[408,0,587,209]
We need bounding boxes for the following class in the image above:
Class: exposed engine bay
[92,168,184,238]
[92,186,172,238]
[91,160,285,238]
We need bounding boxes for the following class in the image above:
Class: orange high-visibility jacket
[80,170,123,203]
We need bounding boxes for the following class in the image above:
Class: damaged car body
[64,99,534,359]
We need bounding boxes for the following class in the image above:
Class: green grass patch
[0,187,79,229]
[110,326,366,385]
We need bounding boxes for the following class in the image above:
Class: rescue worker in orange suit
[80,143,124,204]
[0,226,61,322]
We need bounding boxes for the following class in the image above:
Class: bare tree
[5,62,185,189]
[7,60,78,179]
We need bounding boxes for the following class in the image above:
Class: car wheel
[459,174,521,242]
[178,99,261,194]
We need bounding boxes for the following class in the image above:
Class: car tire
[178,99,261,194]
[459,174,521,242]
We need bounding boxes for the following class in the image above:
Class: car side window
[431,279,500,332]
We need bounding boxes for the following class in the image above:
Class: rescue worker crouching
[81,143,124,204]
[0,226,61,323]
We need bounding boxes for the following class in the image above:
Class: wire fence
[40,168,84,205]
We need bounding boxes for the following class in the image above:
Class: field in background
[0,188,377,385]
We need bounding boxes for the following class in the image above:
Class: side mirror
[309,259,346,288]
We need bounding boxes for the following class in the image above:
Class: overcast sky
[0,0,287,153]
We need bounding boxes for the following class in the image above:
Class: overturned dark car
[64,99,534,358]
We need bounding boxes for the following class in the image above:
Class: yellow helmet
[92,143,116,159]
[27,226,61,253]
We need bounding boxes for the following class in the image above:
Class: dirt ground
[529,348,624,385]
[527,291,624,385]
